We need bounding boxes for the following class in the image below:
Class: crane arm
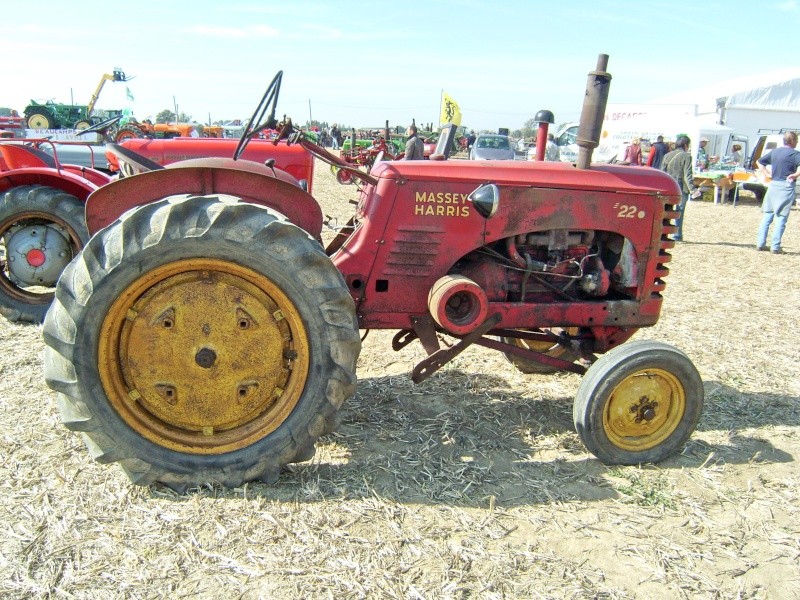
[87,68,129,115]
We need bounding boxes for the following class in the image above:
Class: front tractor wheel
[43,195,361,489]
[573,341,703,465]
[0,185,89,323]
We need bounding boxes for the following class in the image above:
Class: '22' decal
[613,203,646,219]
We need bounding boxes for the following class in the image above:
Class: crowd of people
[646,130,799,253]
[613,135,727,170]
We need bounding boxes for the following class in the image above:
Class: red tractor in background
[0,119,314,323]
[105,136,314,192]
[0,139,111,322]
[41,57,704,491]
[333,134,397,183]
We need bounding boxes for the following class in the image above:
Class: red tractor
[333,135,397,183]
[0,139,112,322]
[105,136,315,192]
[41,58,703,490]
[0,120,314,324]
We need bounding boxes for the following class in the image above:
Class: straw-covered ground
[0,160,798,599]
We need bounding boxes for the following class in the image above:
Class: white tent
[657,68,800,117]
[722,78,800,112]
[657,70,800,152]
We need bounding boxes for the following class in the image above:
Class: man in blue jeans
[756,131,800,254]
[661,135,701,241]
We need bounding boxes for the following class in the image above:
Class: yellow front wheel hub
[98,259,309,454]
[603,368,685,451]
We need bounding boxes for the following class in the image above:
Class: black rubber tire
[43,195,361,489]
[0,185,89,323]
[114,126,142,142]
[502,328,578,375]
[573,340,703,465]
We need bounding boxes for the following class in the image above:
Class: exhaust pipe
[576,54,612,170]
[534,110,554,162]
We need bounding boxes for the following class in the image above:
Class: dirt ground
[0,161,798,599]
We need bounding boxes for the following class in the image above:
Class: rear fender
[0,169,98,200]
[84,162,323,239]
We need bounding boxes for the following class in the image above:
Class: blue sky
[2,0,798,131]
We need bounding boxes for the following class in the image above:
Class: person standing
[661,135,700,242]
[403,124,424,160]
[697,137,710,170]
[544,133,560,161]
[330,125,340,150]
[624,138,643,166]
[755,130,800,254]
[646,135,669,169]
[729,144,744,166]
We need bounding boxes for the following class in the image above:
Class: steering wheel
[233,71,283,160]
[75,115,123,137]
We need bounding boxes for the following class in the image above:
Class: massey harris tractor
[42,56,704,490]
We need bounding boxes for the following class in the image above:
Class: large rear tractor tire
[502,328,579,374]
[114,127,142,143]
[0,185,89,323]
[43,195,361,489]
[573,340,703,465]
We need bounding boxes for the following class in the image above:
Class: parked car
[469,134,514,160]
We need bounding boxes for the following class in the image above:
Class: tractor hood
[370,160,680,197]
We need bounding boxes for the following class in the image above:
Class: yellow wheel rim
[511,327,578,358]
[603,368,686,451]
[98,259,309,454]
[28,114,50,129]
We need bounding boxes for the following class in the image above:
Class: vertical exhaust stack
[576,54,612,170]
[534,110,554,162]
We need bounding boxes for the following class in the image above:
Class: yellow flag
[440,92,462,126]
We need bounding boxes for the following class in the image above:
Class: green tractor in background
[23,68,130,130]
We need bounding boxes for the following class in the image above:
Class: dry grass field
[1,160,799,599]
